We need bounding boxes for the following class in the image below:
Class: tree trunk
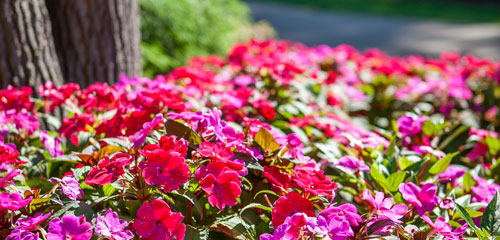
[46,0,141,87]
[0,0,63,89]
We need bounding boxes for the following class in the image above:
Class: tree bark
[0,0,63,89]
[46,0,141,87]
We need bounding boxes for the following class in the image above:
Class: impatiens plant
[1,39,500,239]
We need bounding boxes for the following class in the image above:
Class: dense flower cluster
[1,39,500,239]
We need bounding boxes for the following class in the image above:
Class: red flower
[0,138,21,165]
[59,113,96,145]
[271,191,314,228]
[133,199,185,240]
[85,153,134,185]
[259,104,276,121]
[195,162,242,210]
[0,86,33,111]
[138,136,190,192]
[262,166,292,192]
[293,169,337,198]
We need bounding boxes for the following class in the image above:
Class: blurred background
[140,0,500,77]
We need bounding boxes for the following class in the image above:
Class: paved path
[248,2,500,60]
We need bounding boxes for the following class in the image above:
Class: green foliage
[140,0,252,77]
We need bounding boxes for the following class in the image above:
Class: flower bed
[1,39,500,239]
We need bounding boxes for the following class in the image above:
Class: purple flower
[422,216,467,240]
[337,156,370,172]
[40,131,63,157]
[47,215,93,240]
[260,213,326,240]
[396,115,428,137]
[436,165,466,185]
[129,113,163,148]
[318,203,361,239]
[95,209,133,240]
[399,182,440,215]
[50,176,83,200]
[363,190,407,223]
[0,192,32,211]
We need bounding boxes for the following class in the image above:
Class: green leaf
[422,120,435,136]
[100,138,131,148]
[463,171,476,192]
[429,152,457,175]
[234,152,264,172]
[239,203,272,218]
[481,191,500,235]
[165,119,202,146]
[43,114,61,129]
[103,184,117,196]
[209,214,254,240]
[455,202,488,239]
[486,135,500,155]
[185,225,209,240]
[77,132,93,148]
[370,162,387,191]
[385,171,406,192]
[254,127,280,153]
[29,198,50,214]
[254,190,280,199]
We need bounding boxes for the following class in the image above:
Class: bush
[140,0,254,77]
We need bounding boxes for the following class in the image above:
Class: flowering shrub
[1,39,500,239]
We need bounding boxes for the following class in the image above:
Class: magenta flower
[337,156,370,172]
[7,211,52,238]
[0,192,32,211]
[47,215,93,240]
[396,115,428,137]
[40,131,63,157]
[95,209,133,240]
[471,175,500,203]
[436,165,466,185]
[399,182,440,215]
[0,169,22,189]
[421,216,467,240]
[319,203,362,239]
[195,162,242,210]
[363,190,407,223]
[129,113,163,148]
[50,176,83,200]
[6,231,39,240]
[133,199,185,240]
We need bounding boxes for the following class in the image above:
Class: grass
[246,0,500,23]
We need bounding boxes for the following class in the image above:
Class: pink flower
[261,213,322,240]
[95,209,133,240]
[50,176,83,200]
[40,131,63,157]
[399,182,440,215]
[436,165,466,185]
[421,216,467,240]
[363,190,407,223]
[85,153,135,185]
[337,156,370,172]
[271,192,315,228]
[138,136,190,192]
[198,141,245,173]
[195,162,242,210]
[47,215,93,240]
[0,192,32,211]
[133,199,185,240]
